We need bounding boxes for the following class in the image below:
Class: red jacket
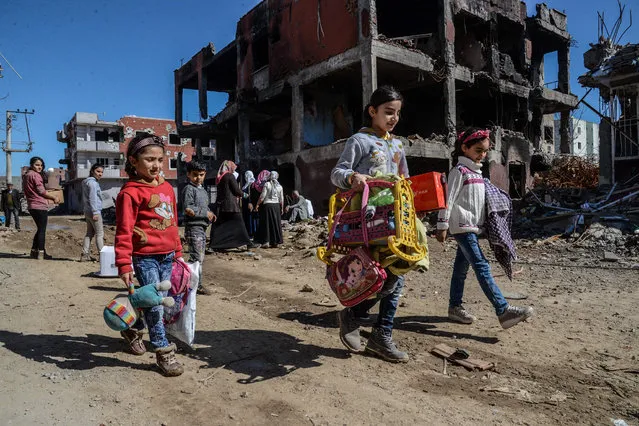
[115,176,183,274]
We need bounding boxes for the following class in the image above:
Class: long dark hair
[29,156,48,185]
[124,132,165,178]
[362,85,404,127]
[90,163,103,178]
[452,127,490,164]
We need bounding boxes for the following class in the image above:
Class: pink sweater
[23,170,49,210]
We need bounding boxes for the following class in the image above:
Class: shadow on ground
[0,330,151,371]
[184,329,349,384]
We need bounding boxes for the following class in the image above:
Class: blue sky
[1,0,637,175]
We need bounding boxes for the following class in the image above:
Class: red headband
[458,130,490,145]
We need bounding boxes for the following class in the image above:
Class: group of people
[6,86,533,377]
[206,162,285,254]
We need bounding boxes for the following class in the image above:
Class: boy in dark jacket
[181,161,216,295]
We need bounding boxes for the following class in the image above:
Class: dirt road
[0,216,637,425]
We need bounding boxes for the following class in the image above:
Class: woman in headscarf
[255,170,284,248]
[241,170,259,238]
[208,161,258,251]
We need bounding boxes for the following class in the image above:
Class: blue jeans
[132,252,174,350]
[450,233,508,316]
[351,271,404,334]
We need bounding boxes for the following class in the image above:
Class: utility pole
[3,109,34,184]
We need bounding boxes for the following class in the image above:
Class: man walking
[1,183,21,230]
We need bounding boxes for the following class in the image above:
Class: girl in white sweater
[437,128,533,329]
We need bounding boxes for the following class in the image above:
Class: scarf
[252,170,270,192]
[483,179,516,280]
[216,160,237,185]
[242,171,256,191]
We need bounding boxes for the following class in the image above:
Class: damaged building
[174,0,577,210]
[580,42,639,185]
[57,113,197,213]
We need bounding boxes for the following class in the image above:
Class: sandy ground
[0,215,637,425]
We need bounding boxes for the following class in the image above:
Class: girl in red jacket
[115,133,184,377]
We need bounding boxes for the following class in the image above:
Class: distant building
[580,42,639,185]
[57,112,196,213]
[553,117,599,158]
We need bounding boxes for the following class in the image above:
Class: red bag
[327,247,387,307]
[163,258,192,325]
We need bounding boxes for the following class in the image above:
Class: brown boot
[197,283,212,295]
[155,343,184,377]
[120,329,146,355]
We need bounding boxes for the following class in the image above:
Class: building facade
[57,113,195,213]
[553,117,599,158]
[174,0,577,209]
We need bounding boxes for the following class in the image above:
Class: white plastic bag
[166,261,199,348]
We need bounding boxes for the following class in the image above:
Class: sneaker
[155,343,184,377]
[248,242,261,249]
[120,329,147,355]
[448,305,477,324]
[337,308,363,352]
[498,305,534,329]
[365,327,409,363]
[79,253,94,262]
[197,284,212,296]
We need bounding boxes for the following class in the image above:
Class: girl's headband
[458,129,490,145]
[129,136,164,157]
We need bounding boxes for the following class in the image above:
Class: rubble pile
[283,218,328,250]
[534,156,599,189]
[573,223,639,258]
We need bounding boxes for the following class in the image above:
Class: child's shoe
[365,327,409,363]
[156,344,184,377]
[197,283,212,296]
[120,329,146,355]
[448,305,477,324]
[498,305,533,329]
[337,308,363,352]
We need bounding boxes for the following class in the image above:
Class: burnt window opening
[168,134,181,146]
[109,131,121,142]
[252,34,269,71]
[169,158,178,170]
[455,14,490,72]
[376,0,439,56]
[544,126,554,143]
[497,17,525,77]
[94,129,109,141]
[135,131,148,138]
[509,163,525,199]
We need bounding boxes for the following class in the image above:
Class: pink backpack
[164,258,192,325]
[327,247,387,307]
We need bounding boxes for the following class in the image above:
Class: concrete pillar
[294,164,302,192]
[358,0,377,41]
[530,108,543,150]
[361,52,377,110]
[531,51,545,87]
[238,109,250,164]
[558,43,570,94]
[198,70,208,120]
[559,111,571,154]
[291,84,303,153]
[174,74,183,127]
[439,0,457,145]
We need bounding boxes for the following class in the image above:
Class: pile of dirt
[283,219,328,250]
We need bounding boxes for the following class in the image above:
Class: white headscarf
[242,170,255,191]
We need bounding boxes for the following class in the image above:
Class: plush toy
[103,280,175,331]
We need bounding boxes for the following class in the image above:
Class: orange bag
[410,172,447,212]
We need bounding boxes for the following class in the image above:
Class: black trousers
[29,209,48,251]
[4,208,20,229]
